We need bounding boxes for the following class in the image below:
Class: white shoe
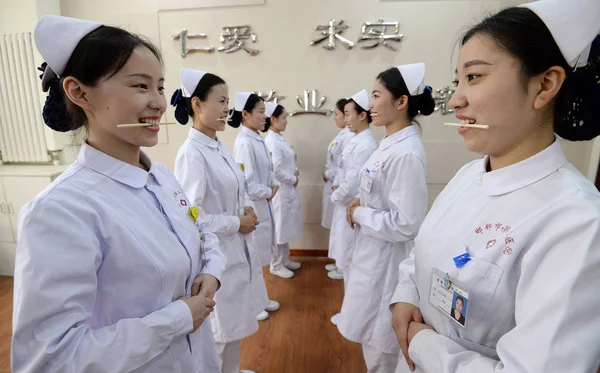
[330,313,340,326]
[240,370,256,373]
[285,261,302,270]
[325,263,337,271]
[270,266,295,279]
[327,269,344,280]
[256,310,269,321]
[265,300,280,312]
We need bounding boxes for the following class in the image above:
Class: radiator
[0,32,49,164]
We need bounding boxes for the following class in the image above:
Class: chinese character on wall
[172,29,215,57]
[433,86,456,115]
[290,89,332,116]
[358,19,403,50]
[310,19,355,50]
[218,25,259,56]
[253,90,285,104]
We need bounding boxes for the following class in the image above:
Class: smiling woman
[11,15,227,373]
[172,69,269,373]
[390,1,600,372]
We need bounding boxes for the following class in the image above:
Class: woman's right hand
[392,302,423,372]
[239,215,258,233]
[267,185,280,202]
[181,295,216,333]
[322,167,328,182]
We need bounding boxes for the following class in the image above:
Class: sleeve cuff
[166,299,194,338]
[265,188,273,198]
[390,286,420,309]
[353,206,369,226]
[231,216,241,232]
[408,329,437,367]
[330,190,340,204]
[200,264,224,286]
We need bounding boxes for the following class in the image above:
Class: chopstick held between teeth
[117,122,178,128]
[444,122,490,129]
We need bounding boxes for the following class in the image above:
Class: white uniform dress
[338,125,428,372]
[322,127,354,229]
[265,130,303,245]
[175,128,263,343]
[12,143,227,373]
[329,128,377,276]
[234,126,276,267]
[392,139,600,373]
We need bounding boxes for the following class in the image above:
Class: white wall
[57,0,593,250]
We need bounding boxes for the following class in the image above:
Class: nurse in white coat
[391,1,600,372]
[232,93,283,315]
[322,98,354,232]
[172,68,263,373]
[329,90,378,323]
[340,63,434,372]
[12,16,226,373]
[264,102,303,278]
[323,99,355,273]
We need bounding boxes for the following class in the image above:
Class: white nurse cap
[34,15,102,91]
[180,68,208,98]
[520,0,600,68]
[395,63,427,96]
[349,89,370,111]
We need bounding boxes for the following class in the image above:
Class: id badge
[430,268,469,327]
[360,170,373,194]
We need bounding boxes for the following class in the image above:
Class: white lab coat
[12,143,227,373]
[233,126,276,267]
[174,128,261,343]
[392,139,600,373]
[322,127,354,229]
[328,128,377,270]
[338,125,428,354]
[265,130,303,244]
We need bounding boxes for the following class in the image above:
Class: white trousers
[270,242,290,270]
[362,344,400,373]
[214,340,242,373]
[342,265,350,292]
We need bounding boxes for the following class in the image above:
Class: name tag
[430,268,470,328]
[360,170,373,194]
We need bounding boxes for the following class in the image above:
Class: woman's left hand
[192,274,219,300]
[244,206,258,223]
[346,198,360,229]
[407,321,435,345]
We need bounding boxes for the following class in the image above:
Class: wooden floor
[0,277,11,373]
[241,258,365,373]
[0,258,365,373]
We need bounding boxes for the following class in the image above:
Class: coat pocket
[458,257,504,323]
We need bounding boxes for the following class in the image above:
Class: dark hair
[377,68,435,121]
[227,94,264,128]
[40,26,162,132]
[346,99,372,124]
[335,98,348,112]
[170,73,226,125]
[263,104,284,132]
[462,7,600,141]
[455,296,464,306]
